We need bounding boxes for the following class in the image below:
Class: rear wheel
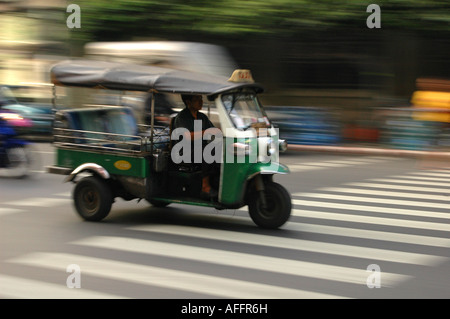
[248,181,291,229]
[73,176,113,221]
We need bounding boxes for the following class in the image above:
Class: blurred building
[0,0,67,101]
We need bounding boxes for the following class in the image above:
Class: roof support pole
[150,90,155,153]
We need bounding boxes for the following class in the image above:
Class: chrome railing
[53,126,169,154]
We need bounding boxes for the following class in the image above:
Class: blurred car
[0,109,33,133]
[379,78,450,150]
[0,86,53,137]
[84,41,238,77]
[266,106,342,145]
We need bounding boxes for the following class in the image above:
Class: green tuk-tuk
[47,60,291,229]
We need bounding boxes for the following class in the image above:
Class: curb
[287,144,450,160]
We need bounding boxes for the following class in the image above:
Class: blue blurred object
[0,113,33,178]
[380,114,442,150]
[0,109,32,129]
[267,106,341,145]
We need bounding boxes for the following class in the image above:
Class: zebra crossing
[287,156,403,172]
[1,163,449,299]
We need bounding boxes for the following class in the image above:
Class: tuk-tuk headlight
[278,139,288,152]
[267,139,276,156]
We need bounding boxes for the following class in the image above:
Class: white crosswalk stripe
[291,199,449,224]
[371,178,450,187]
[8,252,341,299]
[288,156,402,172]
[0,274,125,299]
[294,193,449,210]
[2,167,449,298]
[127,224,446,266]
[345,182,448,194]
[290,208,449,232]
[316,187,449,201]
[389,175,450,182]
[3,197,71,207]
[285,220,450,248]
[411,171,450,178]
[0,207,25,216]
[71,235,412,287]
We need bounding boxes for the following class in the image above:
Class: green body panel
[220,141,289,205]
[220,161,289,205]
[56,148,149,178]
[151,197,219,208]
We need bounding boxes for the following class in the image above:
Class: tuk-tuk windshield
[222,93,270,130]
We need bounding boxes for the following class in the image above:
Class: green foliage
[73,0,449,42]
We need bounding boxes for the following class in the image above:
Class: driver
[172,94,220,199]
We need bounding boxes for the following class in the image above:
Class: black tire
[73,176,113,221]
[248,181,291,229]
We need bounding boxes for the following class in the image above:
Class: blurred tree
[73,0,449,43]
[62,0,448,107]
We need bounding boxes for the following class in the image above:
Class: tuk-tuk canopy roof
[50,59,264,98]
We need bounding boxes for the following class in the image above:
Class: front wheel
[248,181,291,229]
[73,176,113,221]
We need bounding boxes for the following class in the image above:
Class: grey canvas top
[50,59,264,99]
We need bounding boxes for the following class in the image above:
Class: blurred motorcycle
[0,111,35,178]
